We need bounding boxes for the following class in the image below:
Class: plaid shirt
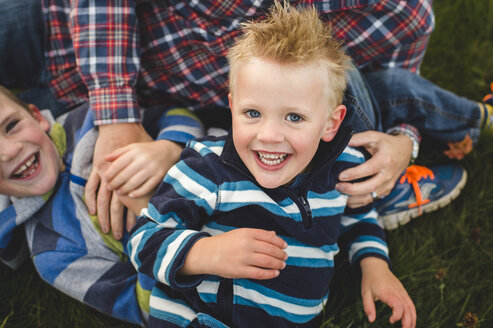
[43,0,434,125]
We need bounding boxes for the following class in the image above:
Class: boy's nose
[257,121,284,143]
[0,141,23,163]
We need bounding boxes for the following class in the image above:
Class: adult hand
[360,257,416,328]
[180,228,288,280]
[336,131,412,208]
[84,123,152,239]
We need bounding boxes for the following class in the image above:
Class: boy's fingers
[402,300,417,328]
[104,155,133,186]
[361,290,376,323]
[129,178,159,198]
[388,301,404,324]
[97,180,112,234]
[104,144,130,162]
[126,210,137,232]
[253,240,287,261]
[249,253,286,270]
[110,194,124,240]
[243,266,280,280]
[116,169,148,195]
[252,229,287,249]
[410,299,417,327]
[84,169,100,215]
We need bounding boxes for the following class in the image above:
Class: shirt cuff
[89,86,140,125]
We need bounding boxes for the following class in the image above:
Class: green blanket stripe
[87,209,126,262]
[136,281,151,314]
[166,107,200,121]
[49,122,67,160]
[41,123,67,202]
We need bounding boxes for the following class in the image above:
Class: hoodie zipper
[222,158,315,230]
[299,195,313,230]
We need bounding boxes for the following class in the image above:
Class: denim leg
[342,64,382,133]
[363,68,482,145]
[0,0,65,116]
[0,0,45,88]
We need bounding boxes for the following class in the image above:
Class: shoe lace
[399,165,435,215]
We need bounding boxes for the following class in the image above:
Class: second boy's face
[0,95,61,197]
[229,57,345,189]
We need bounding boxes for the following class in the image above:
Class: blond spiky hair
[227,1,349,109]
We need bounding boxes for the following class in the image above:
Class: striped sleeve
[128,146,219,289]
[154,108,204,144]
[337,147,390,266]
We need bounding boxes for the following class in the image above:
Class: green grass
[1,1,492,327]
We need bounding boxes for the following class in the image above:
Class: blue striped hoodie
[128,126,389,327]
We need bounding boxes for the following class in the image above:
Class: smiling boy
[0,85,204,325]
[228,56,346,189]
[0,89,60,197]
[128,3,415,328]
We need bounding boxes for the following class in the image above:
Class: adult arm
[69,0,154,236]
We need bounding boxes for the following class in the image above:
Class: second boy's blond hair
[0,86,30,112]
[227,2,349,109]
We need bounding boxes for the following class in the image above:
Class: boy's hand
[181,228,288,280]
[103,139,182,198]
[360,257,416,328]
[336,132,412,208]
[85,123,152,239]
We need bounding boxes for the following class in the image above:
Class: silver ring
[371,191,379,201]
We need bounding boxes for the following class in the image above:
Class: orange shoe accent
[482,82,493,103]
[443,134,473,160]
[399,165,435,215]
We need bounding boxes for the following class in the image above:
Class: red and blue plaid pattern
[42,0,434,125]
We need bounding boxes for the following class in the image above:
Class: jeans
[0,0,64,116]
[343,66,482,147]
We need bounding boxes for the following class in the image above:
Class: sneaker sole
[378,168,468,230]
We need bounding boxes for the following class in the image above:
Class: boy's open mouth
[11,153,40,179]
[257,152,288,166]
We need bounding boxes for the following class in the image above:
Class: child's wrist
[179,236,210,276]
[360,257,389,273]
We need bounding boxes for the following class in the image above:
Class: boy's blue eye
[5,119,19,133]
[246,109,261,118]
[287,113,302,122]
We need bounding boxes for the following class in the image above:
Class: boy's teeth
[13,154,38,178]
[258,152,287,165]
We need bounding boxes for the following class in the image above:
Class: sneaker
[483,82,493,105]
[480,82,493,131]
[444,84,493,160]
[376,164,467,230]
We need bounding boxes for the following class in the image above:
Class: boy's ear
[321,105,346,142]
[228,93,233,111]
[28,104,51,132]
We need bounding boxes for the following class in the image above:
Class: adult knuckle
[382,154,393,166]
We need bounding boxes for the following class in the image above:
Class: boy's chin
[255,176,289,189]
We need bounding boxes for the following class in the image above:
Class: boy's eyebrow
[0,112,19,129]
